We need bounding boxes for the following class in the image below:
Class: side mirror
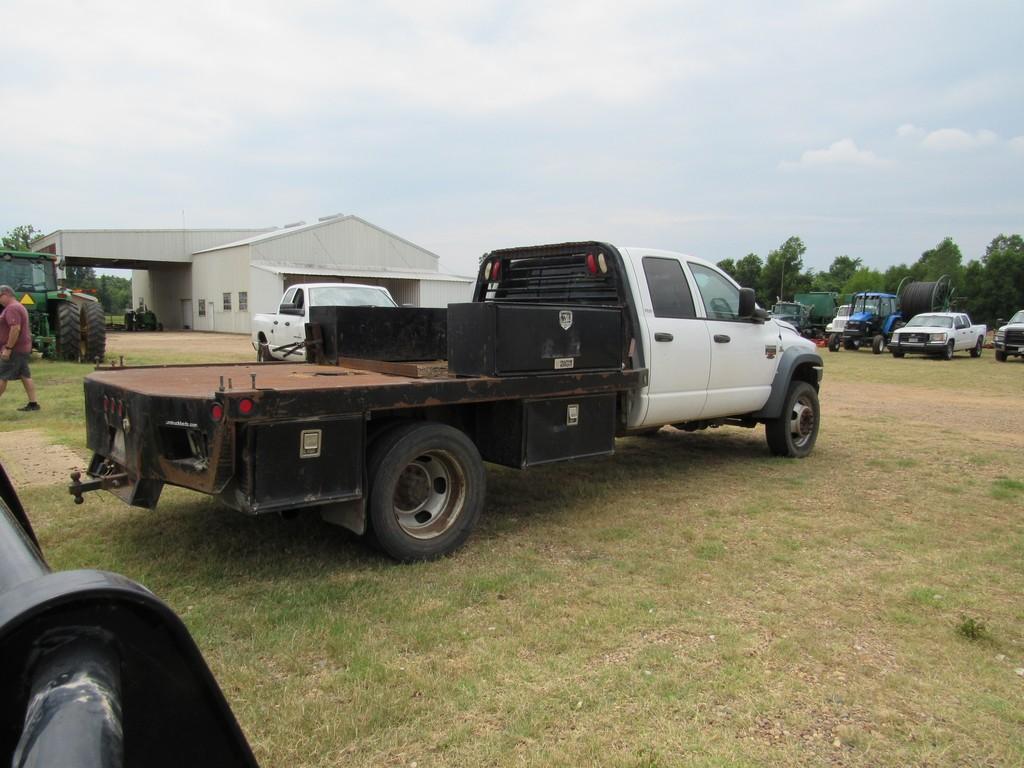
[996,318,1005,328]
[738,287,770,322]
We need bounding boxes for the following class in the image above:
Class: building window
[198,299,206,317]
[223,292,232,311]
[238,291,248,311]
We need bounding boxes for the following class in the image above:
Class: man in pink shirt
[0,285,41,411]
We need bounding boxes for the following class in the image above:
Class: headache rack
[478,242,622,306]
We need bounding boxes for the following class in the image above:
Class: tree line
[2,224,133,314]
[716,234,1024,325]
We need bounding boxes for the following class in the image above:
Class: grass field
[3,334,1023,767]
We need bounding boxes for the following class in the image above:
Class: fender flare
[750,349,823,420]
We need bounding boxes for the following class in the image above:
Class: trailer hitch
[68,467,128,505]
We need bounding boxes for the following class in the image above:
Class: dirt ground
[106,330,253,357]
[0,430,88,487]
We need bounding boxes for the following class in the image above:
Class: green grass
[6,339,1024,766]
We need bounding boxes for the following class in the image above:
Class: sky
[1,0,1021,278]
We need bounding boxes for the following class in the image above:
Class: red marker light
[210,403,224,421]
[102,395,109,412]
[491,259,502,280]
[586,253,598,275]
[238,398,255,415]
[117,400,124,417]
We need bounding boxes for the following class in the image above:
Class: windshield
[906,314,952,328]
[1009,310,1024,324]
[853,296,880,314]
[0,257,56,292]
[309,285,397,307]
[836,305,850,317]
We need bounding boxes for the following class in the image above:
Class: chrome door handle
[714,334,731,343]
[654,332,674,342]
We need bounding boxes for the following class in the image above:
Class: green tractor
[0,249,106,362]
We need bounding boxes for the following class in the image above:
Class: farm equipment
[124,300,161,332]
[837,292,901,352]
[0,249,106,362]
[793,291,840,338]
[770,300,811,334]
[833,276,955,354]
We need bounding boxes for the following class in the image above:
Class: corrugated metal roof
[193,215,440,260]
[250,262,473,283]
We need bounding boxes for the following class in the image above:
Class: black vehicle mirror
[738,287,769,322]
[996,318,1005,327]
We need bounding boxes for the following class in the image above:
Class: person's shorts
[0,351,31,381]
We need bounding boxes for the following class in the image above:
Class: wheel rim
[391,449,466,539]
[789,394,816,449]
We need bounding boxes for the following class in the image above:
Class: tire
[891,351,905,358]
[943,340,954,361]
[54,301,82,361]
[969,338,983,358]
[995,350,1007,362]
[827,333,840,352]
[871,334,885,354]
[81,301,106,363]
[365,421,486,561]
[765,381,820,458]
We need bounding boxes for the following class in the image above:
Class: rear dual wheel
[366,422,486,561]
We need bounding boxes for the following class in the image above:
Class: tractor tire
[995,350,1007,362]
[827,333,840,352]
[943,340,955,361]
[365,421,486,561]
[765,381,820,458]
[969,337,983,358]
[871,334,886,354]
[55,301,82,361]
[81,301,106,363]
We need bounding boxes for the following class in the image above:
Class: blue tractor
[833,291,902,353]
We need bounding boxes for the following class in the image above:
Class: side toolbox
[475,394,616,468]
[447,303,622,376]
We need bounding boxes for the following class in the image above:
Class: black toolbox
[310,306,447,363]
[447,302,623,376]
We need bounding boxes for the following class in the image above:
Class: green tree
[733,253,764,292]
[65,266,98,288]
[1,224,41,250]
[716,258,737,278]
[96,274,132,313]
[972,234,1024,324]
[841,268,886,296]
[915,236,963,284]
[761,236,811,302]
[811,255,862,292]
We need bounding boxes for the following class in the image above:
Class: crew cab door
[280,287,306,348]
[635,254,711,426]
[954,314,972,349]
[686,263,778,418]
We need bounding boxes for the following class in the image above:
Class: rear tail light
[102,395,110,413]
[491,259,502,280]
[586,253,598,275]
[238,398,255,416]
[210,403,224,422]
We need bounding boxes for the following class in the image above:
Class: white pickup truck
[251,282,397,360]
[76,242,824,561]
[888,312,986,359]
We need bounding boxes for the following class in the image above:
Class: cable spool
[898,275,953,318]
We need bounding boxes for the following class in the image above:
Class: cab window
[280,287,296,309]
[688,263,740,320]
[642,257,696,319]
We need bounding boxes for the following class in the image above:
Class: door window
[642,257,696,319]
[688,264,740,320]
[280,287,296,309]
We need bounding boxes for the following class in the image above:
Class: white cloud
[921,128,998,151]
[897,123,924,138]
[780,139,886,171]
